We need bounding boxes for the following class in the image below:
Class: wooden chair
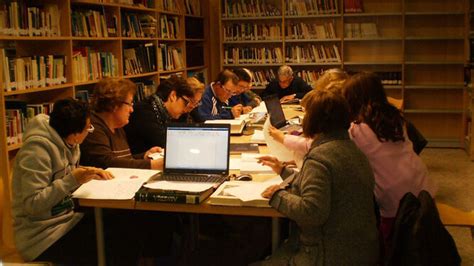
[437,202,474,240]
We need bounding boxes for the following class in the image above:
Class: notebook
[158,123,231,184]
[263,95,302,134]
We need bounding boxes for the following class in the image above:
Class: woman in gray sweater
[12,98,112,263]
[256,87,379,265]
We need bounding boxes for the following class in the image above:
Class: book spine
[135,192,200,204]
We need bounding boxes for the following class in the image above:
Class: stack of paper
[205,119,245,134]
[229,153,273,174]
[72,168,160,200]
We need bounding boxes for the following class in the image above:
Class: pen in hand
[221,106,232,110]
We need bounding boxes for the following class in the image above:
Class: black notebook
[230,143,259,154]
[134,186,214,204]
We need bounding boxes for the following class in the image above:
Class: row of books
[122,13,157,38]
[223,23,281,41]
[72,47,119,82]
[103,0,154,8]
[249,69,276,87]
[286,21,336,40]
[135,80,157,102]
[375,71,402,85]
[222,0,281,18]
[160,0,180,12]
[286,0,339,15]
[5,101,53,146]
[159,14,180,39]
[0,49,66,92]
[0,2,60,37]
[285,44,341,63]
[344,23,378,38]
[157,44,184,71]
[344,0,364,13]
[72,9,118,38]
[123,43,157,75]
[295,69,325,87]
[185,0,201,16]
[223,47,284,65]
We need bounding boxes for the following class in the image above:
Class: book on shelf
[134,80,157,102]
[344,0,364,13]
[285,0,339,15]
[122,13,157,38]
[72,47,119,82]
[159,14,180,39]
[157,44,183,71]
[0,2,60,37]
[123,43,157,75]
[1,49,66,92]
[344,23,378,38]
[185,0,201,16]
[222,0,281,18]
[134,185,214,204]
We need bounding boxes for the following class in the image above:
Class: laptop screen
[164,124,230,175]
[264,95,287,128]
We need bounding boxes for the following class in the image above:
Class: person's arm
[269,158,331,229]
[81,127,151,169]
[16,140,79,216]
[283,135,312,154]
[295,78,312,99]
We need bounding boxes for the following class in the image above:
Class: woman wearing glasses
[125,75,199,153]
[80,78,163,170]
[12,98,113,263]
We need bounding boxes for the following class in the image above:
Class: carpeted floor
[421,148,474,266]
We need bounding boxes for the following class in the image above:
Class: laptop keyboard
[159,174,228,184]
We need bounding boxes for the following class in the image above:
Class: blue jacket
[197,84,233,120]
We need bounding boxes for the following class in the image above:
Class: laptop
[159,123,231,184]
[264,95,302,134]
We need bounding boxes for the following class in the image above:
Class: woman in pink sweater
[343,72,436,250]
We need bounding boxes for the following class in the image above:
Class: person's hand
[144,146,163,159]
[261,184,282,199]
[242,106,252,114]
[73,166,114,185]
[150,158,164,170]
[268,125,285,144]
[257,155,284,175]
[231,104,243,118]
[280,94,296,104]
[254,97,262,105]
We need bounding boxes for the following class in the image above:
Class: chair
[436,202,474,240]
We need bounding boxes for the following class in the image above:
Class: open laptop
[158,123,231,184]
[264,95,302,134]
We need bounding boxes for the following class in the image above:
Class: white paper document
[229,158,273,174]
[250,129,266,144]
[144,181,214,192]
[263,119,294,162]
[72,168,160,200]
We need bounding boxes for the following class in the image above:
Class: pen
[221,106,232,110]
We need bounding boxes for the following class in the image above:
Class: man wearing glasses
[261,65,312,103]
[228,68,262,113]
[197,69,244,120]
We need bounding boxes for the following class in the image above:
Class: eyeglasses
[221,84,237,96]
[121,101,134,107]
[86,124,95,134]
[180,96,190,106]
[181,95,200,107]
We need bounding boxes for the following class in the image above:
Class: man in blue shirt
[198,69,243,120]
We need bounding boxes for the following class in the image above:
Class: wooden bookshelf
[0,0,209,248]
[217,0,469,149]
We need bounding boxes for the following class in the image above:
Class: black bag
[406,120,428,155]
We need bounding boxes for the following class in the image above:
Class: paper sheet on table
[250,129,266,144]
[223,176,283,202]
[250,102,267,113]
[229,158,273,173]
[263,118,294,162]
[72,168,160,200]
[144,181,214,192]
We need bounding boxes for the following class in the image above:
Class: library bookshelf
[0,0,209,251]
[218,0,470,150]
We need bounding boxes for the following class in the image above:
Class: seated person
[197,69,243,120]
[80,78,162,169]
[260,65,312,103]
[177,77,206,123]
[125,75,197,153]
[12,98,112,263]
[228,68,262,113]
[343,72,437,252]
[255,89,379,265]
